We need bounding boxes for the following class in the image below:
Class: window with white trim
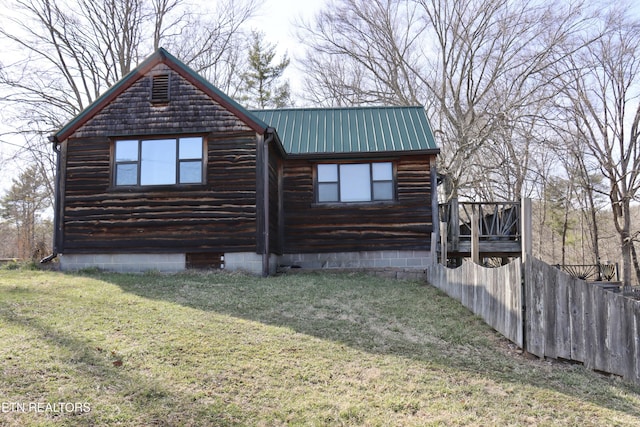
[317,162,394,203]
[114,137,204,186]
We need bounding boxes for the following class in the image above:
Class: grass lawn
[1,268,639,426]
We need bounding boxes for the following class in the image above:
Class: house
[49,48,439,275]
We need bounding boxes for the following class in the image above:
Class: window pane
[179,137,203,159]
[340,164,371,202]
[317,164,338,182]
[179,161,202,184]
[141,139,176,185]
[373,181,393,200]
[115,140,138,161]
[372,162,392,181]
[318,183,339,202]
[116,163,138,186]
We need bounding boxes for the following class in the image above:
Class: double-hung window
[114,137,204,186]
[317,162,394,203]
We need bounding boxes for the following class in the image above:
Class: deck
[438,199,531,264]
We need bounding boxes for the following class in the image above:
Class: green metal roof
[253,106,438,155]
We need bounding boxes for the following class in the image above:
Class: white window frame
[316,162,394,203]
[114,136,204,187]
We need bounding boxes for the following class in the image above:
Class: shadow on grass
[0,288,249,426]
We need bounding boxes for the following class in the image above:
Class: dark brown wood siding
[60,64,260,254]
[281,155,434,253]
[269,143,282,254]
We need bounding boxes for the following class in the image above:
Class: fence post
[521,197,532,355]
[440,222,448,265]
[430,232,438,266]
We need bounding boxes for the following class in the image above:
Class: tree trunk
[631,241,640,286]
[587,190,601,264]
[620,201,633,292]
[561,197,571,266]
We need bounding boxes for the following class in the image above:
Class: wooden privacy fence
[525,257,640,384]
[426,256,640,386]
[425,260,523,348]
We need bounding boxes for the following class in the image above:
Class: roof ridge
[252,105,425,113]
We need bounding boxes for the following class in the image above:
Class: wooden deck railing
[556,263,619,282]
[438,199,530,263]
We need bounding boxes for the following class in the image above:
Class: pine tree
[240,31,291,109]
[0,165,51,260]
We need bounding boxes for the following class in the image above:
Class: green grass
[1,269,639,426]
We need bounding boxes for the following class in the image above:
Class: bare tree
[298,0,596,202]
[555,6,640,290]
[562,131,608,266]
[0,0,257,199]
[414,0,599,201]
[162,0,258,95]
[297,0,428,107]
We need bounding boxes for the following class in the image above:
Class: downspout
[430,156,439,266]
[262,128,276,277]
[41,136,61,264]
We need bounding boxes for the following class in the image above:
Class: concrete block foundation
[58,250,432,278]
[59,253,185,273]
[279,250,433,270]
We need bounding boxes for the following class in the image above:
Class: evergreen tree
[240,31,291,108]
[0,165,51,260]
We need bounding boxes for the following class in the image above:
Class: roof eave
[284,148,440,160]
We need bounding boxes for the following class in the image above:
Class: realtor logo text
[1,402,91,414]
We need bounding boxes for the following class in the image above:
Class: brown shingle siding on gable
[72,65,253,138]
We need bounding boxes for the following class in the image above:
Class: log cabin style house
[49,48,439,275]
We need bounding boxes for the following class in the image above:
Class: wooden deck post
[431,157,440,266]
[471,204,480,264]
[521,197,532,262]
